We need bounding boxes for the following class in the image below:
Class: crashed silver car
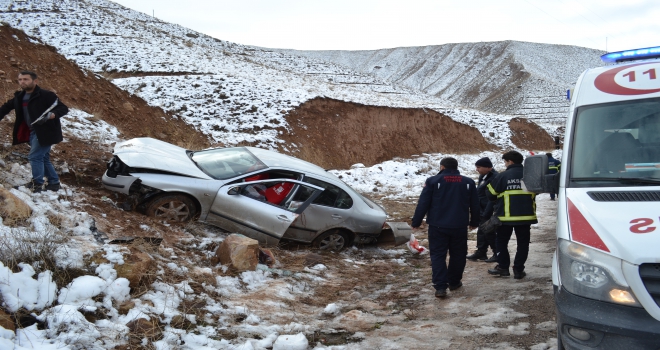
[102,138,410,250]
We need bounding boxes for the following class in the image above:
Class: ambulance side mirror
[522,155,558,194]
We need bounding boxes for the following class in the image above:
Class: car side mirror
[227,186,241,195]
[522,155,558,194]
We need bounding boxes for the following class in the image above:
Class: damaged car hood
[113,138,212,179]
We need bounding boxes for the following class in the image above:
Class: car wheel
[313,229,351,251]
[146,194,197,223]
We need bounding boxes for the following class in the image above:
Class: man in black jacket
[546,153,561,200]
[486,151,537,279]
[466,157,498,262]
[0,71,68,192]
[412,157,480,298]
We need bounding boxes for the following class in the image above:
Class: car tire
[145,194,197,223]
[313,229,351,251]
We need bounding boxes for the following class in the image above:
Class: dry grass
[0,227,88,288]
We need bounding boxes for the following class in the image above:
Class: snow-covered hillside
[283,41,604,120]
[0,0,600,148]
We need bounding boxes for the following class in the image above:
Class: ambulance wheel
[146,194,197,223]
[313,229,351,251]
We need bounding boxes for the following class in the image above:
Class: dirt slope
[282,98,494,169]
[509,118,555,151]
[0,25,208,149]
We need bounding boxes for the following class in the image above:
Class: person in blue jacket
[546,153,561,200]
[411,157,480,298]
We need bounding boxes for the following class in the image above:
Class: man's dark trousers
[495,225,531,271]
[475,217,496,253]
[428,225,467,290]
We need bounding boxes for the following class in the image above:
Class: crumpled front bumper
[102,170,138,195]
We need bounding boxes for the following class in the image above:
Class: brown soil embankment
[281,98,494,169]
[0,25,208,150]
[508,117,555,151]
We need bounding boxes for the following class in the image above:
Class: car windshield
[570,97,660,186]
[191,147,268,180]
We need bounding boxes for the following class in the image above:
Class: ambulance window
[571,97,660,183]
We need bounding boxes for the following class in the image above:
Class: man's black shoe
[488,265,510,277]
[484,255,498,263]
[45,183,61,192]
[448,281,463,291]
[15,181,44,193]
[435,289,447,298]
[466,250,487,261]
[514,270,526,279]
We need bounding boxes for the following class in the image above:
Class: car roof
[246,147,332,177]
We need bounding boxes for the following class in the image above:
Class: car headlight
[558,238,641,307]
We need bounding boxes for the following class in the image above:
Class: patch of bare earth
[281,97,495,169]
[509,117,555,151]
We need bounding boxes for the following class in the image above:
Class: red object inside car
[245,173,269,182]
[264,182,294,205]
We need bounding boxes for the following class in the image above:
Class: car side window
[299,177,353,209]
[240,180,315,211]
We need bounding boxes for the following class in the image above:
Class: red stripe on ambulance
[567,198,610,252]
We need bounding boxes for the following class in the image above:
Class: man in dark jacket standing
[466,157,498,262]
[0,71,68,192]
[411,157,480,298]
[546,153,561,200]
[486,151,537,279]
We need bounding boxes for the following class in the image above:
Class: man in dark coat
[486,151,537,279]
[466,157,498,262]
[0,71,68,192]
[411,157,480,298]
[546,153,561,200]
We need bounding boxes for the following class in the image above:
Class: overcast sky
[112,0,658,52]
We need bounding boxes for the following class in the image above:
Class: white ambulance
[523,47,660,349]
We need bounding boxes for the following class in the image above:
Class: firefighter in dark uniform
[466,157,499,262]
[486,151,537,279]
[546,153,561,200]
[411,157,480,298]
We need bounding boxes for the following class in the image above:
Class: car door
[282,177,353,243]
[206,179,323,246]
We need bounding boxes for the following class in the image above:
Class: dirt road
[225,194,559,350]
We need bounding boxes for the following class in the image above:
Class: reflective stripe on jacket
[486,163,537,225]
[548,156,561,174]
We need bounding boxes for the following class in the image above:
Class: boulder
[0,188,31,225]
[213,234,259,272]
